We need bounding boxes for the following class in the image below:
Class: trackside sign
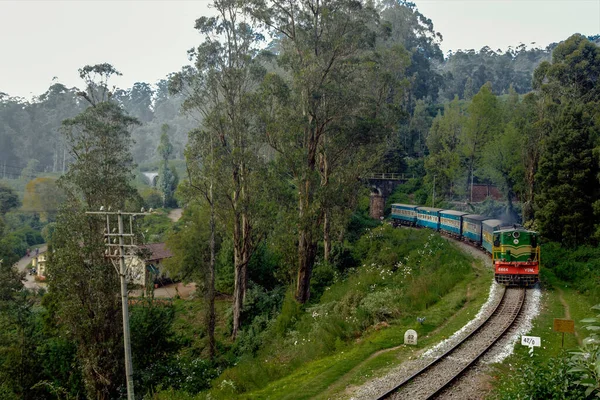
[521,336,541,347]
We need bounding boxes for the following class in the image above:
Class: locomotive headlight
[513,231,520,239]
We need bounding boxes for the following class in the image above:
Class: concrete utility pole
[85,209,151,400]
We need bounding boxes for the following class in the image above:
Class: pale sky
[0,0,598,99]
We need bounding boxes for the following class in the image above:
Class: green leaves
[568,304,600,398]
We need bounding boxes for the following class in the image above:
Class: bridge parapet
[366,173,410,181]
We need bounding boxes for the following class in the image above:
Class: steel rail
[424,287,526,399]
[375,287,526,400]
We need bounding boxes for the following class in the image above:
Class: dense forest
[0,0,599,399]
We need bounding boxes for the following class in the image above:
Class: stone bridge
[365,173,410,219]
[142,171,159,187]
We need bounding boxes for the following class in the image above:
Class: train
[390,204,540,287]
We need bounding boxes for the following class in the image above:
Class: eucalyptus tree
[424,96,465,199]
[379,0,444,104]
[48,63,140,399]
[171,0,269,338]
[249,0,408,302]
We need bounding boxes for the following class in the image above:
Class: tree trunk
[323,209,330,262]
[232,211,243,339]
[241,212,250,303]
[296,227,316,303]
[207,185,216,360]
[320,151,330,262]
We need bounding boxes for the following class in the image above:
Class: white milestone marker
[404,329,418,345]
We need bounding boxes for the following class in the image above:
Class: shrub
[310,261,336,301]
[274,291,304,337]
[492,354,586,399]
[569,304,600,397]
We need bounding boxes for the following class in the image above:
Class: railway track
[375,287,526,400]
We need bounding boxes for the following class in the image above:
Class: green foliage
[0,267,49,400]
[47,63,141,399]
[309,262,336,302]
[532,34,600,247]
[140,187,163,209]
[130,298,181,392]
[0,183,19,215]
[541,243,600,300]
[204,226,473,397]
[535,103,598,247]
[569,304,600,398]
[165,203,219,283]
[439,44,552,101]
[274,291,304,337]
[492,353,586,400]
[22,177,66,222]
[424,98,465,200]
[157,125,178,208]
[138,212,172,243]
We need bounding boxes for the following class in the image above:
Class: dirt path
[556,287,582,345]
[168,208,183,222]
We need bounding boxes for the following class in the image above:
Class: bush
[274,291,303,336]
[492,353,586,400]
[309,261,336,302]
[569,304,600,397]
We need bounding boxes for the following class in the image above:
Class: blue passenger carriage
[462,214,489,244]
[416,207,442,230]
[391,203,418,226]
[439,210,468,237]
[482,219,504,254]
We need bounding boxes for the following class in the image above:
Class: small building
[32,250,48,279]
[128,243,173,288]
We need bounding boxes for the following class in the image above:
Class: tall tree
[250,0,407,302]
[461,82,501,200]
[536,103,597,245]
[379,0,444,104]
[47,63,140,399]
[424,96,465,200]
[172,0,268,338]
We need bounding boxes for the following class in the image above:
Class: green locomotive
[492,226,540,286]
